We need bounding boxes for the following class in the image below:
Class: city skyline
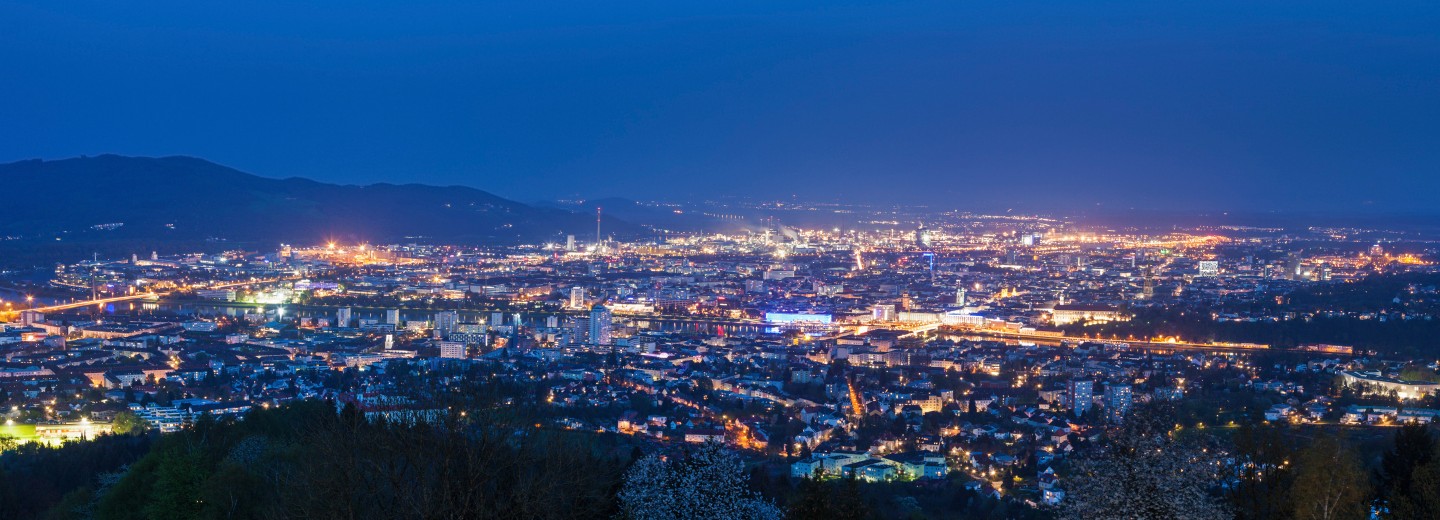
[2,3,1439,518]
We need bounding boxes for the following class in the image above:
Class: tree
[787,477,832,520]
[1289,436,1370,520]
[787,476,871,520]
[619,443,781,520]
[1379,423,1436,514]
[1387,445,1440,520]
[1227,424,1298,520]
[111,410,148,435]
[1376,423,1434,515]
[144,445,206,520]
[1058,405,1229,520]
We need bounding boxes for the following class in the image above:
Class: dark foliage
[0,433,155,519]
[31,400,628,520]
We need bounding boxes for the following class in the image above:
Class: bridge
[0,277,295,322]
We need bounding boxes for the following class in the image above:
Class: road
[0,278,294,321]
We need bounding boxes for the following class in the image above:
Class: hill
[0,155,632,247]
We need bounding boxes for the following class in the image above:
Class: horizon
[4,4,1440,517]
[8,154,1440,222]
[3,1,1439,212]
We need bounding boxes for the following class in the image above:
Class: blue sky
[2,1,1437,212]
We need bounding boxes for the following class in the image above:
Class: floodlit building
[1051,304,1126,326]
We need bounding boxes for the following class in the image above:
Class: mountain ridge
[0,155,635,246]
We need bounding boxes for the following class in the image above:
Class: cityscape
[3,206,1440,518]
[2,2,1439,520]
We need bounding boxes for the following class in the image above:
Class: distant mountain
[536,197,746,233]
[0,155,633,245]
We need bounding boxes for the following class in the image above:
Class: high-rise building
[569,317,590,344]
[384,334,394,350]
[1141,267,1155,299]
[434,310,460,336]
[1067,380,1094,417]
[1103,384,1133,422]
[588,305,612,345]
[565,235,576,252]
[384,309,400,326]
[1287,252,1304,280]
[336,307,352,328]
[570,287,585,308]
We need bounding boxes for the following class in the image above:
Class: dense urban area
[3,208,1440,519]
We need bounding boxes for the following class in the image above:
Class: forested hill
[0,155,637,246]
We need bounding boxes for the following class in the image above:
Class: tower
[1103,384,1133,423]
[1141,267,1155,299]
[1067,380,1094,417]
[955,287,967,307]
[595,206,603,253]
[588,305,612,345]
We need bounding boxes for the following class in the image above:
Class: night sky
[2,1,1438,212]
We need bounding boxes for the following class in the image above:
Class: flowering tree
[619,443,782,520]
[1058,406,1230,520]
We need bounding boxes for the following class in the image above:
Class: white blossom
[619,443,781,520]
